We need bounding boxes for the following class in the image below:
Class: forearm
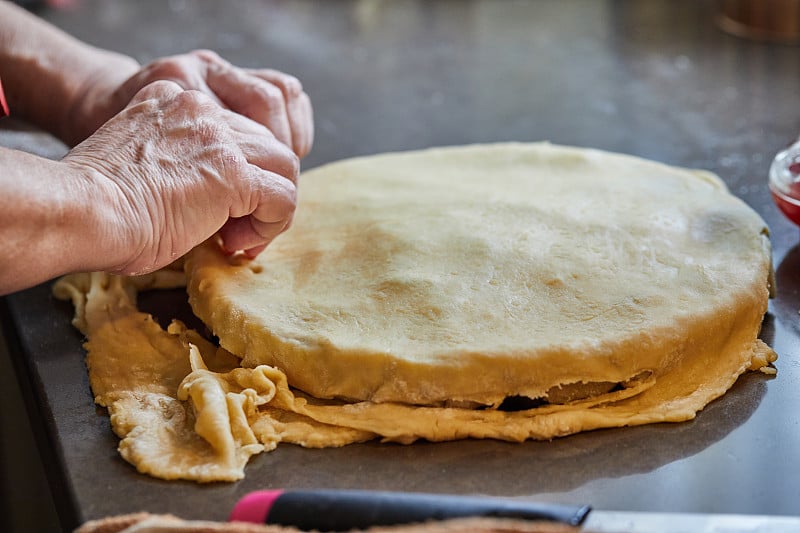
[0,147,118,294]
[0,1,139,145]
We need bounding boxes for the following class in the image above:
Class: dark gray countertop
[3,0,800,530]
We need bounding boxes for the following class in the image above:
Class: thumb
[218,168,297,255]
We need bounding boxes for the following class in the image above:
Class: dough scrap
[55,271,375,481]
[54,143,777,482]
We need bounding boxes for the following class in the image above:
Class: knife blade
[583,509,800,533]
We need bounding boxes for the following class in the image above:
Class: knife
[230,489,800,532]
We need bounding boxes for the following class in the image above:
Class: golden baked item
[55,143,777,482]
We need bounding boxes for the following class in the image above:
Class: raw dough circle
[186,143,772,407]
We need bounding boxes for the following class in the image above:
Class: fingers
[209,63,293,147]
[198,51,314,158]
[251,69,315,158]
[119,50,313,157]
[217,110,299,257]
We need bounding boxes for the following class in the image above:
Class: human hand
[68,50,313,157]
[62,80,299,275]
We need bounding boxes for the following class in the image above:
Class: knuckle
[187,115,231,152]
[259,69,304,97]
[129,80,182,107]
[132,81,163,100]
[145,59,192,85]
[275,182,298,217]
[281,75,303,96]
[300,92,313,111]
[192,49,222,63]
[175,89,214,112]
[218,142,245,170]
[253,83,285,108]
[270,143,300,181]
[286,152,301,179]
[252,177,297,224]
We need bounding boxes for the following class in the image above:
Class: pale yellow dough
[187,142,775,407]
[55,143,777,482]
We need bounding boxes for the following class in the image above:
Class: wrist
[0,150,127,293]
[59,159,142,275]
[44,161,119,275]
[60,51,140,145]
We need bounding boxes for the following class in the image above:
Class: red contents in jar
[789,179,800,198]
[771,186,800,226]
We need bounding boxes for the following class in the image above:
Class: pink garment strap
[0,76,8,117]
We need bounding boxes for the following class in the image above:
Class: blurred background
[1,1,799,531]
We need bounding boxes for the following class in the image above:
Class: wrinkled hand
[63,81,298,275]
[72,50,313,157]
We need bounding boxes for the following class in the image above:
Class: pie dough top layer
[186,143,772,406]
